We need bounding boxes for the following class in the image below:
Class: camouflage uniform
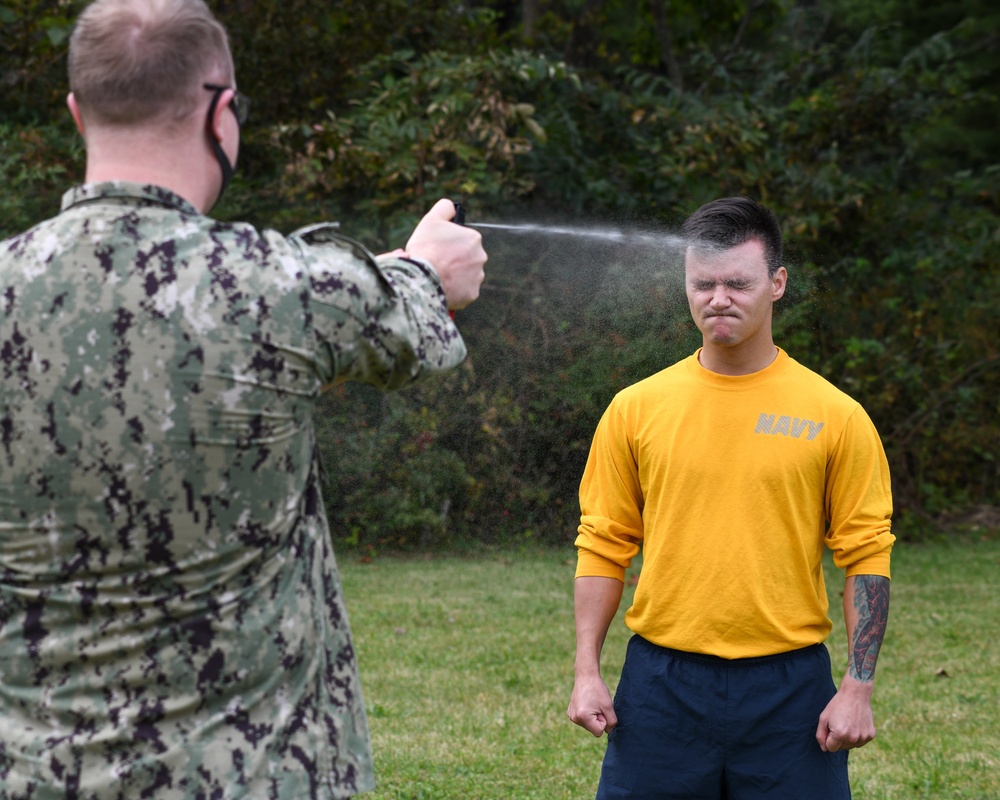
[0,182,466,799]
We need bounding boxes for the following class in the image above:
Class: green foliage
[315,385,477,551]
[2,0,996,546]
[266,48,577,245]
[0,120,82,240]
[0,0,83,122]
[218,0,505,124]
[479,8,998,536]
[525,0,792,75]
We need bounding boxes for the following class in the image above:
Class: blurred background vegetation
[2,0,997,548]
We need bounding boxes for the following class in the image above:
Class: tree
[2,0,996,543]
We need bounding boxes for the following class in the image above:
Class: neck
[698,338,779,376]
[82,127,220,214]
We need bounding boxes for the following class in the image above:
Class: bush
[0,121,82,240]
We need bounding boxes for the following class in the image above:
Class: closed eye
[693,280,754,291]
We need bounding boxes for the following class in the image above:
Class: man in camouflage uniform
[0,0,486,797]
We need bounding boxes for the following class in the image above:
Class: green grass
[339,537,999,799]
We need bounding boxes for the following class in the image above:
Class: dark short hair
[681,197,783,275]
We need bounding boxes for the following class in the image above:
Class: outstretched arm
[567,576,624,737]
[816,574,891,752]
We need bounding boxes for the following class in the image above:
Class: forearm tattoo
[849,575,890,683]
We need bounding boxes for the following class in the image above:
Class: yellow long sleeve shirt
[575,348,894,658]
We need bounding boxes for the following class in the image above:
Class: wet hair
[68,0,234,126]
[682,197,783,276]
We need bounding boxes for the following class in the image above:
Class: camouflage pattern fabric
[0,182,466,799]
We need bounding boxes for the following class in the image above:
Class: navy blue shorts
[596,636,851,800]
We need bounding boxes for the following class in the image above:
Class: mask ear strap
[205,89,235,210]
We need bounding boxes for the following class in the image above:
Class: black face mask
[203,83,249,211]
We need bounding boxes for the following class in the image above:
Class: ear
[208,87,235,142]
[67,93,86,137]
[771,266,787,301]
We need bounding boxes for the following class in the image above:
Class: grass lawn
[339,536,999,800]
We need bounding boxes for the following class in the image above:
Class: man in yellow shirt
[567,197,893,799]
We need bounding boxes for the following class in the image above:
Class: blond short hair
[68,0,235,126]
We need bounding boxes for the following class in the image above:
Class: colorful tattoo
[850,575,890,682]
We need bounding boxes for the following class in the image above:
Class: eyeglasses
[203,83,250,126]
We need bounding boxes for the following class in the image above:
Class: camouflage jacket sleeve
[282,223,466,390]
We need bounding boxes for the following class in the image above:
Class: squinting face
[684,239,786,349]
